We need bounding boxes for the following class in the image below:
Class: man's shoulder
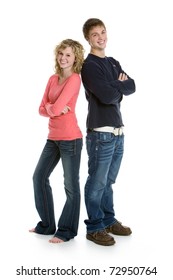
[83,54,105,67]
[107,56,119,64]
[82,55,98,70]
[84,54,96,63]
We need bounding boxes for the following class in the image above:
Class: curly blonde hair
[54,39,85,75]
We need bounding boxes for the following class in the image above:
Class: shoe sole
[86,235,115,246]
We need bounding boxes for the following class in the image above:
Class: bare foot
[49,237,64,243]
[29,228,36,233]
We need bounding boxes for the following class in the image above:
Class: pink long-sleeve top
[39,73,83,140]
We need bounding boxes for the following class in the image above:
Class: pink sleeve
[46,74,81,117]
[38,76,52,117]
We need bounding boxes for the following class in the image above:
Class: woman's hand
[61,105,71,114]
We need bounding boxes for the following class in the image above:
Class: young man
[81,18,136,246]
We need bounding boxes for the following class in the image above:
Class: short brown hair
[54,39,84,75]
[82,18,106,40]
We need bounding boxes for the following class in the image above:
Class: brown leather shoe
[106,221,132,236]
[86,230,115,246]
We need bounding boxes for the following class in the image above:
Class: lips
[60,62,68,67]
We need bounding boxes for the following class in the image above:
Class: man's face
[88,25,107,50]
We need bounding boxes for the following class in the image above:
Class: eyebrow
[90,28,106,35]
[58,51,72,55]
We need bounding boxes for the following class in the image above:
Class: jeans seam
[40,151,58,233]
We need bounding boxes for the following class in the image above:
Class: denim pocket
[58,139,82,156]
[97,132,114,143]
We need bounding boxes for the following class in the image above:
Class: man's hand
[118,73,128,81]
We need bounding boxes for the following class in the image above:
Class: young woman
[29,39,84,243]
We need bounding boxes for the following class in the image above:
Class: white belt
[93,126,123,136]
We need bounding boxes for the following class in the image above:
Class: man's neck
[90,48,105,58]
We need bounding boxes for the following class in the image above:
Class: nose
[98,33,104,40]
[61,54,66,59]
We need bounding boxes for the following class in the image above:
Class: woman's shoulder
[46,74,59,85]
[48,73,58,80]
[70,72,80,81]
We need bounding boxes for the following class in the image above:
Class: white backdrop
[0,0,172,279]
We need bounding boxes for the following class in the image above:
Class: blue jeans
[33,138,83,241]
[84,131,124,233]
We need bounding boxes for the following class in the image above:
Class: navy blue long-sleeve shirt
[81,54,136,129]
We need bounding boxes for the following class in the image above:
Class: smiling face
[88,25,107,52]
[56,46,75,71]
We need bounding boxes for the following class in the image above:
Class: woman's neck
[58,70,73,84]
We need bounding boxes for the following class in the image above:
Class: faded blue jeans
[33,138,82,241]
[84,131,124,233]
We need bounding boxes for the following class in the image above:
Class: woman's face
[57,47,75,71]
